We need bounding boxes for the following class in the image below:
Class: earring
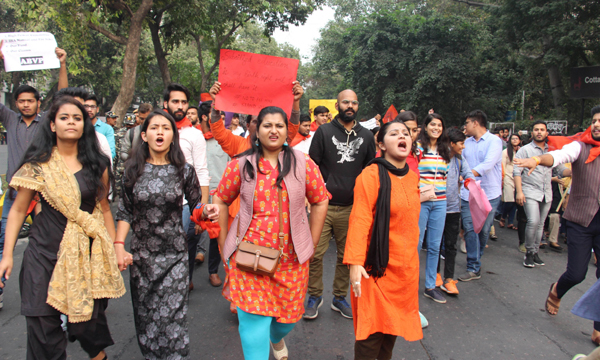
[283,140,288,146]
[255,140,259,146]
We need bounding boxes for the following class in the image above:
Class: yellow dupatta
[10,148,125,323]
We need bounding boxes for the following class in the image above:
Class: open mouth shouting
[398,139,409,153]
[155,136,165,147]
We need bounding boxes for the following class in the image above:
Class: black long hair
[507,133,522,162]
[377,120,411,157]
[17,96,113,200]
[418,113,451,163]
[236,106,297,189]
[124,109,188,190]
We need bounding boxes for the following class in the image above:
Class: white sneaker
[419,311,428,328]
[459,239,467,254]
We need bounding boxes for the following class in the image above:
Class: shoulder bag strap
[278,187,286,257]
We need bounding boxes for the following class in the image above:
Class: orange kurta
[344,164,423,342]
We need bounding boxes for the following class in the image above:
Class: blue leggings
[237,308,296,360]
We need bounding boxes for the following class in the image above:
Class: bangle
[114,241,125,245]
[533,156,541,165]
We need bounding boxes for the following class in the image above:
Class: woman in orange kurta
[344,121,423,360]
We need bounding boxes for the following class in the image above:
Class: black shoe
[523,252,535,268]
[423,288,447,304]
[533,253,545,266]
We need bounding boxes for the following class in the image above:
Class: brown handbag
[235,188,285,277]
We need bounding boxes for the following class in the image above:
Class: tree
[14,0,154,123]
[490,0,600,120]
[313,7,494,124]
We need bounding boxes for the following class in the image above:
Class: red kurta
[216,154,329,323]
[344,164,423,341]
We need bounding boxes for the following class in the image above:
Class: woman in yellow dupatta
[0,96,125,360]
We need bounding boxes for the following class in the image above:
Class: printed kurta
[216,154,329,323]
[117,163,201,360]
[344,164,423,341]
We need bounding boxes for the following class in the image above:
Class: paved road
[0,212,598,359]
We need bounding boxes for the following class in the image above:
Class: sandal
[507,224,517,230]
[545,283,561,315]
[271,339,289,360]
[499,219,505,228]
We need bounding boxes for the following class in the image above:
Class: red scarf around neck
[310,122,320,132]
[290,132,310,147]
[175,117,192,130]
[548,125,600,164]
[193,123,213,139]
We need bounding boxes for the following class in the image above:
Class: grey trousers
[523,198,551,253]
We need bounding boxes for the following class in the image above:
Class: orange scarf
[548,125,600,164]
[310,122,320,132]
[175,117,192,130]
[290,132,310,147]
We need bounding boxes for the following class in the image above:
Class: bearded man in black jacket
[304,89,376,320]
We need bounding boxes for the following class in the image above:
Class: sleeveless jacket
[222,149,314,264]
[563,142,600,227]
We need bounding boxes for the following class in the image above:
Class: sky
[272,6,336,62]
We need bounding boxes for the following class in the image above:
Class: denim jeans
[460,196,501,273]
[0,192,16,294]
[418,200,447,289]
[502,201,517,225]
[523,199,551,254]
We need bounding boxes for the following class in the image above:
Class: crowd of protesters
[0,45,599,360]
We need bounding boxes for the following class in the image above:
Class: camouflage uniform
[113,126,128,198]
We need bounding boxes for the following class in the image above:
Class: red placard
[382,104,398,124]
[216,49,299,117]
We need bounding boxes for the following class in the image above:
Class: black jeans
[186,221,201,283]
[437,213,461,280]
[208,236,221,275]
[556,209,600,331]
[354,332,397,360]
[516,203,527,245]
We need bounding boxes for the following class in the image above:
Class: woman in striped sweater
[417,113,451,305]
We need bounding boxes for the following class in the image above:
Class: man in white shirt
[163,83,210,290]
[291,114,313,154]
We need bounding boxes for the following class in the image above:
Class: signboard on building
[570,66,600,99]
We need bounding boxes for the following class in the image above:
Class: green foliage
[312,5,522,125]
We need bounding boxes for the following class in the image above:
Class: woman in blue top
[417,113,451,304]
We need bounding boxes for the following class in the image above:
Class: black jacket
[309,117,376,206]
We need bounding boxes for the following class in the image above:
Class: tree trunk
[547,64,565,118]
[148,13,172,87]
[8,71,21,111]
[110,0,154,126]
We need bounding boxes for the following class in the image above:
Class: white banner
[0,32,60,72]
[546,120,568,135]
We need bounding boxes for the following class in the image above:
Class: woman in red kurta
[344,121,423,360]
[214,106,329,360]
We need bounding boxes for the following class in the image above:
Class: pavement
[0,202,598,359]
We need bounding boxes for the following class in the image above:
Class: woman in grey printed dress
[114,109,219,359]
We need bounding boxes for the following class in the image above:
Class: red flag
[382,105,398,124]
[547,126,600,164]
